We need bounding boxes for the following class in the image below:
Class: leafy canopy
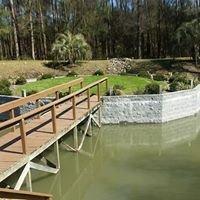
[51,31,92,63]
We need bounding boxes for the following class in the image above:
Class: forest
[0,0,199,60]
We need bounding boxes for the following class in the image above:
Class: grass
[0,58,198,80]
[0,60,65,79]
[0,60,110,79]
[15,75,161,95]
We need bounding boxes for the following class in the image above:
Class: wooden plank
[0,188,52,200]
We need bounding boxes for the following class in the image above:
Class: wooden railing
[0,188,53,200]
[0,77,84,115]
[0,77,108,154]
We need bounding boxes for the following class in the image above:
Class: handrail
[0,77,108,154]
[0,78,83,114]
[0,188,53,200]
[0,77,108,129]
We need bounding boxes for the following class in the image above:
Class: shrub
[0,79,12,95]
[133,87,144,95]
[15,76,27,85]
[138,70,152,79]
[59,91,70,98]
[113,89,124,96]
[153,72,168,81]
[169,72,190,85]
[93,69,104,76]
[193,78,200,87]
[113,84,125,91]
[26,90,38,96]
[105,84,125,96]
[169,81,190,92]
[144,83,160,94]
[67,70,78,77]
[39,73,54,80]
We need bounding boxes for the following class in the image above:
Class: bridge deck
[0,95,100,182]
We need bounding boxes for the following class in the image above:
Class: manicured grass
[15,75,161,95]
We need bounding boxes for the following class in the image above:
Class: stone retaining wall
[101,85,200,124]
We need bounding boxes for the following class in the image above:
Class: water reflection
[102,113,200,150]
[31,113,200,200]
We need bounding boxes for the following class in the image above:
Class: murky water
[31,114,200,200]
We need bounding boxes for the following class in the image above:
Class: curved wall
[101,85,200,124]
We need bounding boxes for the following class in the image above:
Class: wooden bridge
[0,77,108,199]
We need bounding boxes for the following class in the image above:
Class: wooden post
[97,83,100,101]
[69,86,72,94]
[36,99,40,119]
[20,119,27,154]
[9,109,15,132]
[87,88,90,109]
[105,79,108,91]
[55,91,59,108]
[72,96,76,120]
[80,81,83,89]
[21,89,27,97]
[55,91,59,100]
[51,105,57,134]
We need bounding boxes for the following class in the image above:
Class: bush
[93,69,104,76]
[193,78,200,87]
[39,73,54,80]
[0,79,12,95]
[113,89,124,96]
[133,87,144,95]
[169,72,190,85]
[15,76,27,85]
[144,83,160,94]
[59,91,70,98]
[26,90,38,96]
[138,70,152,79]
[105,84,125,96]
[169,81,190,92]
[153,72,168,81]
[113,84,125,91]
[67,70,78,77]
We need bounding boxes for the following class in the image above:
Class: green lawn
[15,75,161,96]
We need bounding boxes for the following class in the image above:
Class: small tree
[51,31,92,64]
[175,19,200,67]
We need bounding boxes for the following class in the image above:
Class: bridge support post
[55,141,60,169]
[25,169,32,192]
[73,126,78,149]
[98,106,102,127]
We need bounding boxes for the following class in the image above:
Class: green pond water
[30,114,200,200]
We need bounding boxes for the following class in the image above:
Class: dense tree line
[0,0,199,60]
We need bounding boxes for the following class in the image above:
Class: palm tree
[51,31,92,64]
[175,19,200,67]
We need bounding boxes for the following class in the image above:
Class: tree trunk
[29,0,35,60]
[38,0,47,59]
[194,44,199,67]
[8,0,19,59]
[136,0,142,59]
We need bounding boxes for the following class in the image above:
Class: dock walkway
[0,77,108,186]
